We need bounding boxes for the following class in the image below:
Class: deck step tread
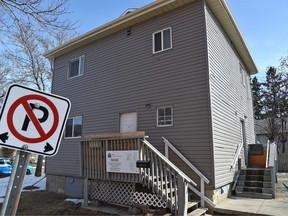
[238,175,271,182]
[236,181,272,187]
[239,174,271,177]
[234,168,273,199]
[187,201,199,209]
[237,180,270,183]
[236,186,272,194]
[235,191,272,199]
[236,186,272,189]
[187,208,207,216]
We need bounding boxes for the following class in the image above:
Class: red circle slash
[7,94,59,143]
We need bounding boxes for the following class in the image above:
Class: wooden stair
[145,175,207,216]
[138,139,213,215]
[234,168,273,199]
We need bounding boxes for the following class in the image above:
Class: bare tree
[0,0,77,176]
[2,25,51,90]
[258,117,282,141]
[0,61,11,101]
[1,22,75,176]
[0,0,77,98]
[0,0,74,37]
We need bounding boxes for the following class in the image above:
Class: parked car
[0,157,34,177]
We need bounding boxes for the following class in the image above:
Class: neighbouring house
[255,119,288,172]
[45,0,257,213]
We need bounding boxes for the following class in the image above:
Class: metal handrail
[231,142,243,169]
[265,140,270,168]
[163,137,210,184]
[231,170,240,191]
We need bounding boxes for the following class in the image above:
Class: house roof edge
[206,0,258,74]
[45,0,195,59]
[46,0,258,74]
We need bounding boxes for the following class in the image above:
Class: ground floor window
[157,106,173,127]
[65,116,82,138]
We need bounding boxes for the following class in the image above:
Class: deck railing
[82,137,141,183]
[82,133,214,214]
[141,139,198,214]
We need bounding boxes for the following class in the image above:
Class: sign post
[0,84,71,216]
[0,151,31,216]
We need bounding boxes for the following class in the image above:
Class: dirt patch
[0,191,116,215]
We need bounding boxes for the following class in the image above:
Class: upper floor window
[157,106,173,127]
[153,27,172,54]
[68,55,85,79]
[65,116,82,138]
[240,65,246,87]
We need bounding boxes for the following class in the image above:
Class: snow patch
[0,174,46,203]
[65,198,85,204]
[277,173,288,177]
[0,175,91,205]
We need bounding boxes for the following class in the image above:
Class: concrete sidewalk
[214,173,288,216]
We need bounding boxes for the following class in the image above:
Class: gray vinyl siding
[205,4,255,188]
[47,0,214,183]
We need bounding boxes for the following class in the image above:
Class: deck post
[83,178,89,206]
[200,178,205,207]
[165,142,169,158]
[177,176,188,216]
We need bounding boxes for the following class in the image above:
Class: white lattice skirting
[89,180,134,205]
[133,192,166,208]
[89,180,166,208]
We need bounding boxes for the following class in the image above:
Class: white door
[120,112,137,133]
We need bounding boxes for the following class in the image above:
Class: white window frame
[68,55,85,79]
[152,27,172,54]
[157,106,173,127]
[64,116,83,139]
[240,64,246,87]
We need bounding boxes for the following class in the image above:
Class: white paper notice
[106,150,139,174]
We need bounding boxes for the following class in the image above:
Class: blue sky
[67,0,288,81]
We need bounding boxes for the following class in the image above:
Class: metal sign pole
[0,150,31,216]
[0,84,70,214]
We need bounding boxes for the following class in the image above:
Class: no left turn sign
[0,84,71,156]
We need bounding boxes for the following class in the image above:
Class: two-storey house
[45,0,257,212]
